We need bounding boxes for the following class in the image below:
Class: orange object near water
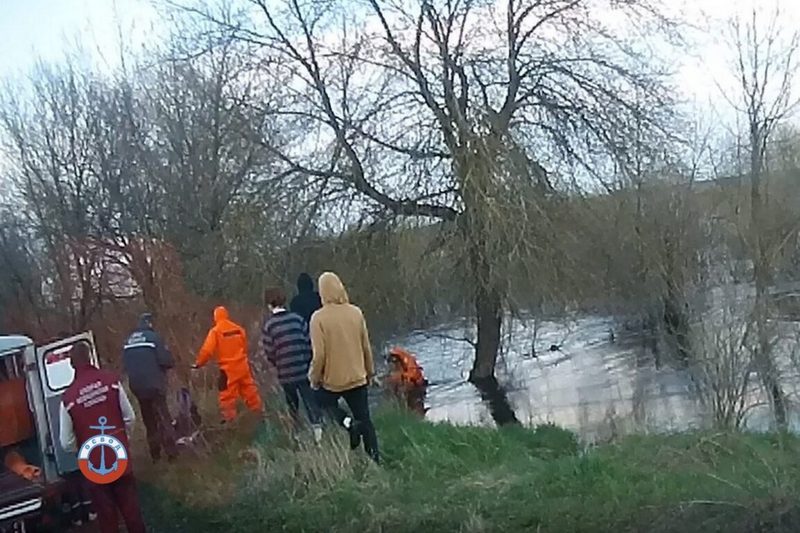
[0,377,34,447]
[387,347,427,417]
[4,450,41,481]
[388,347,426,387]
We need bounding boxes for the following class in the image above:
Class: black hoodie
[289,273,322,325]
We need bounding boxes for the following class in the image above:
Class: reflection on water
[386,315,800,441]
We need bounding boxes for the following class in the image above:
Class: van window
[42,340,91,392]
[0,350,24,379]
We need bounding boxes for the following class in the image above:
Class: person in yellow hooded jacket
[309,272,380,463]
[192,306,263,422]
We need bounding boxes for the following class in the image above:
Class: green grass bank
[138,411,800,532]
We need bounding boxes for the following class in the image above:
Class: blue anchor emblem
[87,416,119,476]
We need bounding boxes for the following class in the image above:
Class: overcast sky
[0,0,158,76]
[0,0,797,124]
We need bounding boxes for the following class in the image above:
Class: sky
[679,0,800,111]
[0,0,158,77]
[0,0,797,128]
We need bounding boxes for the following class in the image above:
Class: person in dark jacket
[262,287,322,443]
[122,313,177,462]
[289,273,322,325]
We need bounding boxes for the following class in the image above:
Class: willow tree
[175,0,676,382]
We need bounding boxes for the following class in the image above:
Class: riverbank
[138,411,800,532]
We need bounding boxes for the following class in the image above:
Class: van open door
[35,332,99,476]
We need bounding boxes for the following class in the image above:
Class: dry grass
[138,411,800,533]
[244,434,369,493]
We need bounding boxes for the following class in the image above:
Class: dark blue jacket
[122,315,173,398]
[289,273,322,325]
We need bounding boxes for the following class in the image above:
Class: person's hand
[309,381,320,391]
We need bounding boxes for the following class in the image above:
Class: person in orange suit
[192,306,264,422]
[385,347,427,416]
[387,347,426,388]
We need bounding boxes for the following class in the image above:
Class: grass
[137,410,800,532]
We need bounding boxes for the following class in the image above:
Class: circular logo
[77,417,128,485]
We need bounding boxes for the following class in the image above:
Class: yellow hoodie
[308,272,375,392]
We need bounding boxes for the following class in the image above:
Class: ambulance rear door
[35,332,99,475]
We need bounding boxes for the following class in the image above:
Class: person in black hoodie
[290,272,322,325]
[122,313,178,462]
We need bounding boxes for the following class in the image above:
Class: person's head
[263,287,287,311]
[318,272,349,305]
[213,306,229,324]
[297,273,314,293]
[387,353,403,370]
[69,343,93,370]
[388,347,408,367]
[138,312,153,330]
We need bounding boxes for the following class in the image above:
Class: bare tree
[0,62,122,330]
[0,34,285,328]
[174,0,677,385]
[118,32,281,300]
[724,7,800,428]
[0,205,47,331]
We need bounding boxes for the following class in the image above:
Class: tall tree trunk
[753,255,786,428]
[750,140,787,429]
[457,134,508,385]
[472,374,520,426]
[469,259,516,425]
[470,279,502,382]
[663,274,691,368]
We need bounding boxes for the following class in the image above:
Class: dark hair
[70,342,92,365]
[263,287,287,307]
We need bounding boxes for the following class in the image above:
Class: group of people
[57,271,427,532]
[183,271,382,461]
[261,272,381,459]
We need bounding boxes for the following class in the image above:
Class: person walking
[308,272,380,463]
[261,287,322,442]
[193,306,264,422]
[290,272,322,325]
[122,313,178,463]
[59,343,147,533]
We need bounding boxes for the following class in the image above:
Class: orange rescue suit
[387,347,426,389]
[195,306,263,421]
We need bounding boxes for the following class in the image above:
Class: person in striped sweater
[261,287,323,442]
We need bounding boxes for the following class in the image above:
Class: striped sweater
[261,309,313,384]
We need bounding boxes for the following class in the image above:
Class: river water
[383,313,800,441]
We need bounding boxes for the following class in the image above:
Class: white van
[0,333,99,532]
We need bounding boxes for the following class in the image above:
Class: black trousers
[315,385,379,461]
[282,380,322,426]
[135,393,177,461]
[62,471,92,523]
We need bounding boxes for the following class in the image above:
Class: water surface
[385,314,800,441]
